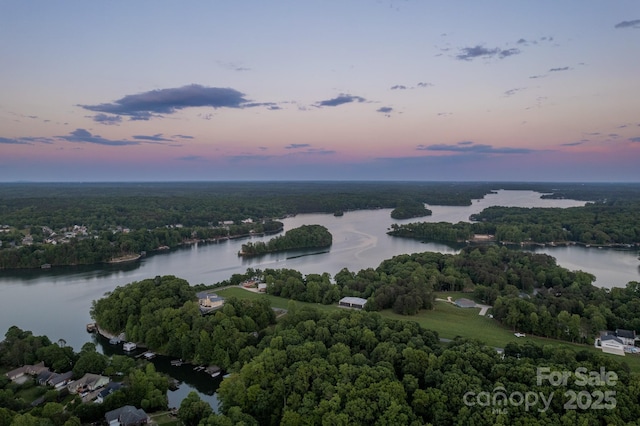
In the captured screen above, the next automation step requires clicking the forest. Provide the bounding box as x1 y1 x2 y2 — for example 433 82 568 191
239 224 332 257
248 245 640 343
3 303 638 425
91 266 640 423
1 181 639 269
388 200 640 246
389 200 432 220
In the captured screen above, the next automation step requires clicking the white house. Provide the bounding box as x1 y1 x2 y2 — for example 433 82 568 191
597 335 625 356
196 291 224 309
615 329 637 346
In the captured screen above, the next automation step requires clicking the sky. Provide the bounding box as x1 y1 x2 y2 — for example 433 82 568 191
1 1 639 182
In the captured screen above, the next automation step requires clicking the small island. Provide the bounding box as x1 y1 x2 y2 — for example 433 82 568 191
238 224 332 257
390 200 432 220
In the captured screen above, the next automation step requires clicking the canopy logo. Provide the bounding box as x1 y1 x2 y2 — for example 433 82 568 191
463 367 617 414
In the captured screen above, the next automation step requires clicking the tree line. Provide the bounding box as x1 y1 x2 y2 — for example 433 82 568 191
389 200 640 246
0 220 283 269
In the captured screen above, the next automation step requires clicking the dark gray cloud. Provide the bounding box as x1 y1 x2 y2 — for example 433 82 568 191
529 74 546 79
285 143 311 149
377 107 393 114
0 136 54 145
615 19 640 29
243 102 281 110
504 88 525 97
416 141 534 154
172 134 194 139
0 137 29 144
630 137 640 142
516 36 555 46
315 94 366 107
549 66 570 72
391 82 433 90
57 129 139 146
132 134 173 142
295 148 336 155
456 45 521 61
91 113 122 125
79 84 250 119
499 48 521 58
561 141 585 147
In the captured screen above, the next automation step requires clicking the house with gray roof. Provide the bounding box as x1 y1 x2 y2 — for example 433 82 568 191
105 405 149 426
454 298 477 308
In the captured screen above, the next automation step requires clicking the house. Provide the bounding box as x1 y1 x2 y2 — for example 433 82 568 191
257 283 268 293
105 405 149 426
454 298 477 308
47 371 74 389
615 329 637 346
338 297 368 309
597 335 625 356
37 370 54 385
196 291 225 312
6 362 49 383
67 373 109 394
96 382 124 403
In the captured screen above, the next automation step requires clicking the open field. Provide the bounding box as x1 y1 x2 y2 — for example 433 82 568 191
216 286 640 373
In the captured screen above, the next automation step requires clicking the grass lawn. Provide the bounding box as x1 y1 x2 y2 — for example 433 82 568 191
379 301 510 348
217 286 340 313
14 382 46 404
149 411 181 426
218 287 640 373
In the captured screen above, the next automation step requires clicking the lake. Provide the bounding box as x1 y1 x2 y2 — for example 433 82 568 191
1 189 638 407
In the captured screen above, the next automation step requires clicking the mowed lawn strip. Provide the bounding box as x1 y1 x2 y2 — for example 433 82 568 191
216 287 339 313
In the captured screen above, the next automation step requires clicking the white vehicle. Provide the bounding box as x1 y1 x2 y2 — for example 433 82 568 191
514 333 526 338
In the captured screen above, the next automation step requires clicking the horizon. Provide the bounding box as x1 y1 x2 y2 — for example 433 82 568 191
2 1 640 182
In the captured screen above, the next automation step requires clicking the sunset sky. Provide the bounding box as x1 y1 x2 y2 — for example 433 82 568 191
1 1 639 182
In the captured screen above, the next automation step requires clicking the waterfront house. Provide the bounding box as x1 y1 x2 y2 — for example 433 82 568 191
6 362 49 383
96 382 124 403
68 373 109 394
47 371 74 389
196 291 225 312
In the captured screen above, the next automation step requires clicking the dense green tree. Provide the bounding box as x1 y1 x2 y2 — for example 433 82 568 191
178 391 214 426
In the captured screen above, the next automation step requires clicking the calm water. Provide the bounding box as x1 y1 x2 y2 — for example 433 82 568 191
1 189 638 405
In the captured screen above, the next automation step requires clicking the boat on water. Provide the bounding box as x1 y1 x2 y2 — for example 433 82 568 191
109 337 121 345
123 342 137 351
205 365 221 377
